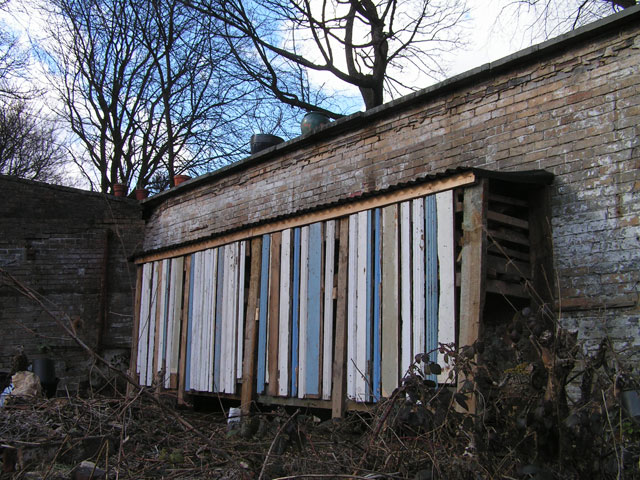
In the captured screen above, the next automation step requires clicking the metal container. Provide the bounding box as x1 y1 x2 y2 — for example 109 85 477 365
621 390 640 420
32 357 56 384
250 134 284 154
300 111 331 135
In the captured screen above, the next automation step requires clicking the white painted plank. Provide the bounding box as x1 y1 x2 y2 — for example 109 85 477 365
137 262 153 385
322 220 335 400
227 242 239 393
400 202 412 376
189 251 202 391
412 198 426 364
146 261 159 386
436 191 456 382
298 225 309 398
200 250 210 392
355 210 368 401
164 260 174 389
158 259 171 384
346 214 358 399
278 229 292 396
236 241 246 381
220 246 231 393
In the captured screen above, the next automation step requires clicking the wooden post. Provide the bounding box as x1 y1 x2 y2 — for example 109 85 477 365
331 217 350 417
178 255 192 405
267 232 281 396
458 179 488 414
241 237 263 414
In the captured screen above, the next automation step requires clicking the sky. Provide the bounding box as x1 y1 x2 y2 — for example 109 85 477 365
0 0 620 186
0 0 559 113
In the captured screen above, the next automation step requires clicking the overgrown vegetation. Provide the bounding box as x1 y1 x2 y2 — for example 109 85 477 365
2 306 638 479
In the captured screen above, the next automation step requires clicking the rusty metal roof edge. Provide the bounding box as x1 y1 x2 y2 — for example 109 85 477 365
131 167 553 261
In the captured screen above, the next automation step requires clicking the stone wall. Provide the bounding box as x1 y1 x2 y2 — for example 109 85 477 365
142 10 639 356
0 176 144 392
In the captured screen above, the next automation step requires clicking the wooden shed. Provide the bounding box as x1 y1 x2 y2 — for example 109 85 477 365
131 168 553 415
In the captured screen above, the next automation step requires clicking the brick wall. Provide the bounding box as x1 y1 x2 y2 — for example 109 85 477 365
142 11 639 356
0 176 144 392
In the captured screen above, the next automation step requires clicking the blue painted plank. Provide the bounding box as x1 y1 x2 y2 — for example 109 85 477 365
425 195 439 384
305 222 323 396
213 247 224 391
365 210 373 401
372 208 382 401
185 254 195 391
291 228 301 396
257 234 271 395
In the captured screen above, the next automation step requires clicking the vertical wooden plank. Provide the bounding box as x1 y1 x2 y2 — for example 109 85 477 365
355 210 368 401
306 222 323 397
207 249 218 392
381 205 399 397
278 229 292 397
236 241 246 381
213 248 224 391
219 247 229 393
224 242 239 393
425 195 439 384
184 254 195 392
290 228 301 396
196 251 206 391
189 251 202 391
436 190 456 383
169 256 184 389
332 217 350 418
458 180 488 413
400 202 412 376
256 235 270 395
137 262 152 386
164 260 175 388
178 255 192 403
160 259 171 387
267 232 281 396
298 225 309 399
157 259 169 385
372 209 382 401
131 264 144 387
148 261 160 387
200 250 210 392
412 198 425 364
346 214 358 399
322 220 335 400
241 237 263 414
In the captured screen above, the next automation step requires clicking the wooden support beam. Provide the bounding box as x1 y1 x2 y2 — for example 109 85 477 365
177 255 192 405
241 238 263 414
267 232 282 396
486 255 532 279
458 179 488 414
487 211 529 230
331 218 350 418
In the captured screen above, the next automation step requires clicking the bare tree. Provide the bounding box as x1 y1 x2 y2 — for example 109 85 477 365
184 0 469 113
41 0 271 194
0 98 68 183
499 0 635 42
